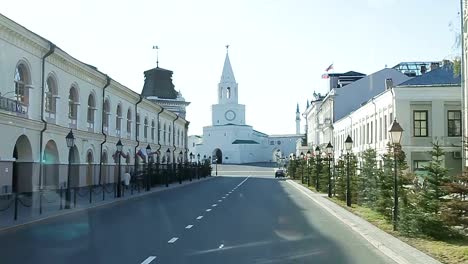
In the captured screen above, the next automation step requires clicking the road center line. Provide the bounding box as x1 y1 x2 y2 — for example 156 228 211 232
212 204 217 207
196 216 203 220
168 237 178 243
206 208 212 212
185 225 193 229
141 256 157 264
218 200 222 202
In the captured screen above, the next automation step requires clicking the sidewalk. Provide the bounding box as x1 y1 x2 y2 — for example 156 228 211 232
287 180 441 264
0 176 215 232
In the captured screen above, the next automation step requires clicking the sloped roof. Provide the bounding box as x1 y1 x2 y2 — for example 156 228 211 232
397 64 460 87
232 140 259 144
328 71 366 77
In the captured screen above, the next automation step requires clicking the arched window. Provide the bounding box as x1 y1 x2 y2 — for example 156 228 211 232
126 108 132 135
163 123 166 144
151 120 155 141
68 86 79 127
144 117 148 140
168 125 172 144
227 87 231 99
45 75 58 115
136 114 140 139
87 93 96 129
14 63 31 105
116 104 122 135
103 99 110 131
177 129 180 146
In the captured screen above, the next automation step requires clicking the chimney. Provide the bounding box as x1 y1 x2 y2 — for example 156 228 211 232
430 62 440 71
385 78 393 90
420 65 427 74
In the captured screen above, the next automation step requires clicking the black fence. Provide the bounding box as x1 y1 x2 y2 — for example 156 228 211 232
0 162 212 227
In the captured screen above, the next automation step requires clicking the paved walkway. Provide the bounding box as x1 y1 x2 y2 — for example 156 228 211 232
287 180 441 264
0 177 213 231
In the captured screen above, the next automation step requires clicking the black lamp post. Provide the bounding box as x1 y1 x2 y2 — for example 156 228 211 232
65 129 75 209
292 153 297 179
326 142 334 198
197 153 200 165
190 152 193 164
178 151 183 184
165 148 171 186
314 146 321 190
300 152 304 184
306 150 311 186
345 135 353 207
116 139 123 197
146 144 152 191
389 119 403 231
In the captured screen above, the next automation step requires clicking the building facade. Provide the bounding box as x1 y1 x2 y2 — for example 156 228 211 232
188 50 302 164
0 14 189 194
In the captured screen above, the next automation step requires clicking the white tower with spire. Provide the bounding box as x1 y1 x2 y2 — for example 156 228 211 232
296 103 301 134
212 47 246 126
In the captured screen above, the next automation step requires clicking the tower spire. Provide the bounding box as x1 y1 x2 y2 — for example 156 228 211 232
296 103 301 134
152 45 159 68
220 45 236 83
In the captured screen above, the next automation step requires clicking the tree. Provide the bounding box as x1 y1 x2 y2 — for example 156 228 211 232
357 148 379 207
334 157 346 201
442 170 468 231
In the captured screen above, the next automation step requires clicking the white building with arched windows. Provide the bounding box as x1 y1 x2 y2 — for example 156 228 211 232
188 50 302 164
0 13 189 193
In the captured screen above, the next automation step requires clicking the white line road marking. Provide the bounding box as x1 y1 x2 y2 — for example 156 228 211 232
218 200 222 202
168 237 179 243
212 204 217 207
206 208 212 212
141 256 157 264
196 216 203 220
219 244 224 249
222 196 226 199
185 225 193 229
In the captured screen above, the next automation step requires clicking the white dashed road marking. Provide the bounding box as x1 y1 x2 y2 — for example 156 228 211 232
218 200 222 202
141 256 156 264
206 209 212 212
168 237 179 243
185 225 193 229
196 216 203 220
212 204 217 207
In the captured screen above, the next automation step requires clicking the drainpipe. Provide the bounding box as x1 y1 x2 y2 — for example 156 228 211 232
39 42 55 190
156 108 165 156
371 97 377 149
98 75 111 185
134 96 143 171
172 115 180 162
460 0 466 171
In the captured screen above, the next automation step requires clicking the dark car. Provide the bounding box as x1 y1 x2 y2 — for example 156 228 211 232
275 169 285 178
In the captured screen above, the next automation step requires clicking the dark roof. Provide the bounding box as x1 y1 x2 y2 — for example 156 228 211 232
141 67 178 99
328 71 366 77
397 65 461 87
232 140 259 144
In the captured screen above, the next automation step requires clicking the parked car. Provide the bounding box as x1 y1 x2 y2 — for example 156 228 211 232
275 169 285 178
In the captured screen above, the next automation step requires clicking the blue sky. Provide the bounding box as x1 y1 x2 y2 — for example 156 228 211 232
1 0 461 135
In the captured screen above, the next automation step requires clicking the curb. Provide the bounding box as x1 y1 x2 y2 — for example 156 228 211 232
0 177 216 233
287 180 441 264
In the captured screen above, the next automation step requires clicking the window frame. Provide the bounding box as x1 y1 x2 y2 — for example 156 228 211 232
413 110 428 137
447 110 462 137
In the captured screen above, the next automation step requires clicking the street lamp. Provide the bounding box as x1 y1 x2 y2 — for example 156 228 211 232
345 135 353 207
146 144 152 191
389 119 403 231
300 152 305 183
314 146 321 190
197 153 200 165
165 148 171 187
178 151 183 184
306 150 311 186
65 129 75 209
190 152 193 164
116 139 123 197
326 142 334 198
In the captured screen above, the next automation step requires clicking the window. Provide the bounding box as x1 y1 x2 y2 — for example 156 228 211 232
414 110 428 137
103 99 110 129
370 121 373 144
270 141 274 145
116 104 122 134
14 63 30 104
68 86 79 120
45 76 58 114
144 117 148 139
127 109 132 134
87 94 96 127
177 130 180 145
277 140 281 145
227 87 231 99
136 114 140 139
151 120 155 141
163 123 166 143
384 115 387 139
169 126 172 144
366 123 369 144
448 110 461 137
158 120 161 142
379 117 382 141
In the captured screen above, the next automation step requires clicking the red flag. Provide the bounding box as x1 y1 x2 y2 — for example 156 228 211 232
321 73 329 79
325 64 333 72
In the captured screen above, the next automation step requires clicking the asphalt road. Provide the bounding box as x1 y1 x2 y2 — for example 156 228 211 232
0 164 394 264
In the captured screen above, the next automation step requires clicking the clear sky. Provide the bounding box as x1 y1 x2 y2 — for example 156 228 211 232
1 0 461 135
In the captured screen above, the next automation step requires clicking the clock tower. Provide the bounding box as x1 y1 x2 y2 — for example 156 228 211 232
212 48 246 126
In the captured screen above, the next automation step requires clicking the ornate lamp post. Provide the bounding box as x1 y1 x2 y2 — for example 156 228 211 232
326 142 334 198
344 135 353 207
190 152 194 164
146 144 152 191
178 151 183 184
314 146 321 190
306 150 311 186
65 130 75 209
389 119 403 231
165 148 171 186
197 153 200 165
116 139 123 197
